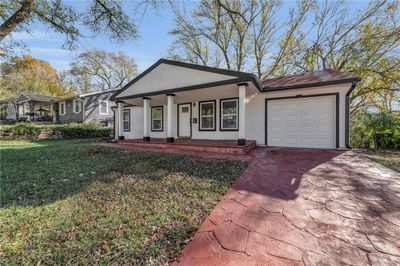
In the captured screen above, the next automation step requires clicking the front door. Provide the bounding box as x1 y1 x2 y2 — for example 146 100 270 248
178 103 191 138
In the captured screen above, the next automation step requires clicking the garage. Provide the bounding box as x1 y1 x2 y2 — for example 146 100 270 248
266 94 338 149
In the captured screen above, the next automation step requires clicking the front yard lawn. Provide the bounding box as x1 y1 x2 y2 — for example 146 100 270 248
0 139 247 265
363 149 400 172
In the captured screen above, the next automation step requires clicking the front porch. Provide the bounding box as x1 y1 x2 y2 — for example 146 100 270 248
111 59 262 147
16 92 59 122
116 138 256 154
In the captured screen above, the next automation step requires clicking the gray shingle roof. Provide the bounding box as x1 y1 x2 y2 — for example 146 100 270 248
16 92 60 103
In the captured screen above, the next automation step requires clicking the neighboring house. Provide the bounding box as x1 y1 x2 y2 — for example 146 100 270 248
15 92 59 122
58 89 116 127
57 95 83 123
111 59 361 149
2 90 116 126
0 99 17 121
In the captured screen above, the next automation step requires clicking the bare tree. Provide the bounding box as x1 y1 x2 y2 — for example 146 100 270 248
169 0 399 113
69 49 138 93
0 0 138 50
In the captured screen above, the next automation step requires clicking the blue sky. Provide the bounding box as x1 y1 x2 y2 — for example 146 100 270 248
5 1 369 73
7 1 176 72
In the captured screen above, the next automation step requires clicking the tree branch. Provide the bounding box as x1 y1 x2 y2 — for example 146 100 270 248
0 0 33 41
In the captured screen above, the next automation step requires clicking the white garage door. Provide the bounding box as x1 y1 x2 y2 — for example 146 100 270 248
267 96 336 149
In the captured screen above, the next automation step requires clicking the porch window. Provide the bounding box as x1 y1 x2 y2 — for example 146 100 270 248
123 109 130 131
73 99 82 113
151 106 163 131
99 100 109 115
59 101 66 115
220 98 238 130
199 101 215 131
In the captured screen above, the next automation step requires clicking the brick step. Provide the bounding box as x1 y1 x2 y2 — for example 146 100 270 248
118 140 256 155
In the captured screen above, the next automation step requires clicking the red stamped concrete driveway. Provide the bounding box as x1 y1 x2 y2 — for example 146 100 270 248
173 148 400 266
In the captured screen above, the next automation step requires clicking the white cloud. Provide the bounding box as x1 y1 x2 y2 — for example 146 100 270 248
30 47 79 57
11 30 62 42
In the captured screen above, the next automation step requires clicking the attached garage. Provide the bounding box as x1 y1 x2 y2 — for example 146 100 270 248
266 94 338 149
112 59 361 150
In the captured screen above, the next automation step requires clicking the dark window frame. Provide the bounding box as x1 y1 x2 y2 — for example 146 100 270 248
122 109 131 132
219 97 239 131
151 106 164 132
198 100 216 131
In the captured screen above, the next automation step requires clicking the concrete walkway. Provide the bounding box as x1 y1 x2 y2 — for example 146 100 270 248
171 148 400 266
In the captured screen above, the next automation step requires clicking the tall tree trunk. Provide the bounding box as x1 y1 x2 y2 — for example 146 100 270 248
0 0 33 41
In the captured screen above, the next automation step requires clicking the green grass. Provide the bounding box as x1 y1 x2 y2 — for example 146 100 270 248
363 149 400 172
0 139 247 265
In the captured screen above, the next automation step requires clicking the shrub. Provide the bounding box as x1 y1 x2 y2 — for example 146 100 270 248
55 123 113 139
8 123 40 136
0 122 113 139
351 111 400 149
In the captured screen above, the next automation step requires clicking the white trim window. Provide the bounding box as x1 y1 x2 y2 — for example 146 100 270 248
73 99 82 113
199 101 215 131
99 100 109 115
123 109 130 131
59 101 66 116
220 98 238 130
151 106 163 131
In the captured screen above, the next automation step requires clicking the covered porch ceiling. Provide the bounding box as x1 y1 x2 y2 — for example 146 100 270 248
120 82 260 106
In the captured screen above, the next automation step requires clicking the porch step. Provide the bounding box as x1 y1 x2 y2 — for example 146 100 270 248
117 139 256 155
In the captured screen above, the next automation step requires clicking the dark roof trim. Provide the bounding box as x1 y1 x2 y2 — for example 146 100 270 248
113 76 259 101
262 77 361 92
111 59 261 100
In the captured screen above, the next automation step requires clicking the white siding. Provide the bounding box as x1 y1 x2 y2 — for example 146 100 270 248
117 107 144 139
245 83 352 148
117 63 236 98
116 83 352 149
267 96 335 148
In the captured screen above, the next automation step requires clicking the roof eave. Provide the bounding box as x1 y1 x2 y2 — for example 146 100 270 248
110 59 258 101
112 74 261 101
262 77 361 92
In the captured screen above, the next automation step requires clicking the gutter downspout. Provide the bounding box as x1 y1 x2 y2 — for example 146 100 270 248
345 82 357 149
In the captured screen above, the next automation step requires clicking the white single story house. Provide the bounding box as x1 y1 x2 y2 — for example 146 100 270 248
110 59 360 149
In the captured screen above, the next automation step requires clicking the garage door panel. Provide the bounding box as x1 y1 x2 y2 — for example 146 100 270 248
298 137 314 145
271 137 283 143
284 103 297 111
284 137 297 144
267 96 335 149
299 126 314 134
270 114 283 122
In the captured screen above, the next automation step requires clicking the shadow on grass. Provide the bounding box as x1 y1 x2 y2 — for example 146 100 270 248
0 139 247 208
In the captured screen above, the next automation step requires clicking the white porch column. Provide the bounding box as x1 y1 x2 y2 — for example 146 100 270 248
166 94 175 142
143 97 150 141
238 83 248 145
117 102 124 140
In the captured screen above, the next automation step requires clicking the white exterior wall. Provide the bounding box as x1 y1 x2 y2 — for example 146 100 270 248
246 83 352 148
117 100 239 140
191 100 238 140
116 83 351 149
117 63 236 98
115 106 144 139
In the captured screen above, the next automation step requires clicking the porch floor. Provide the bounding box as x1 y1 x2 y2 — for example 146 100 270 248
117 138 256 155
